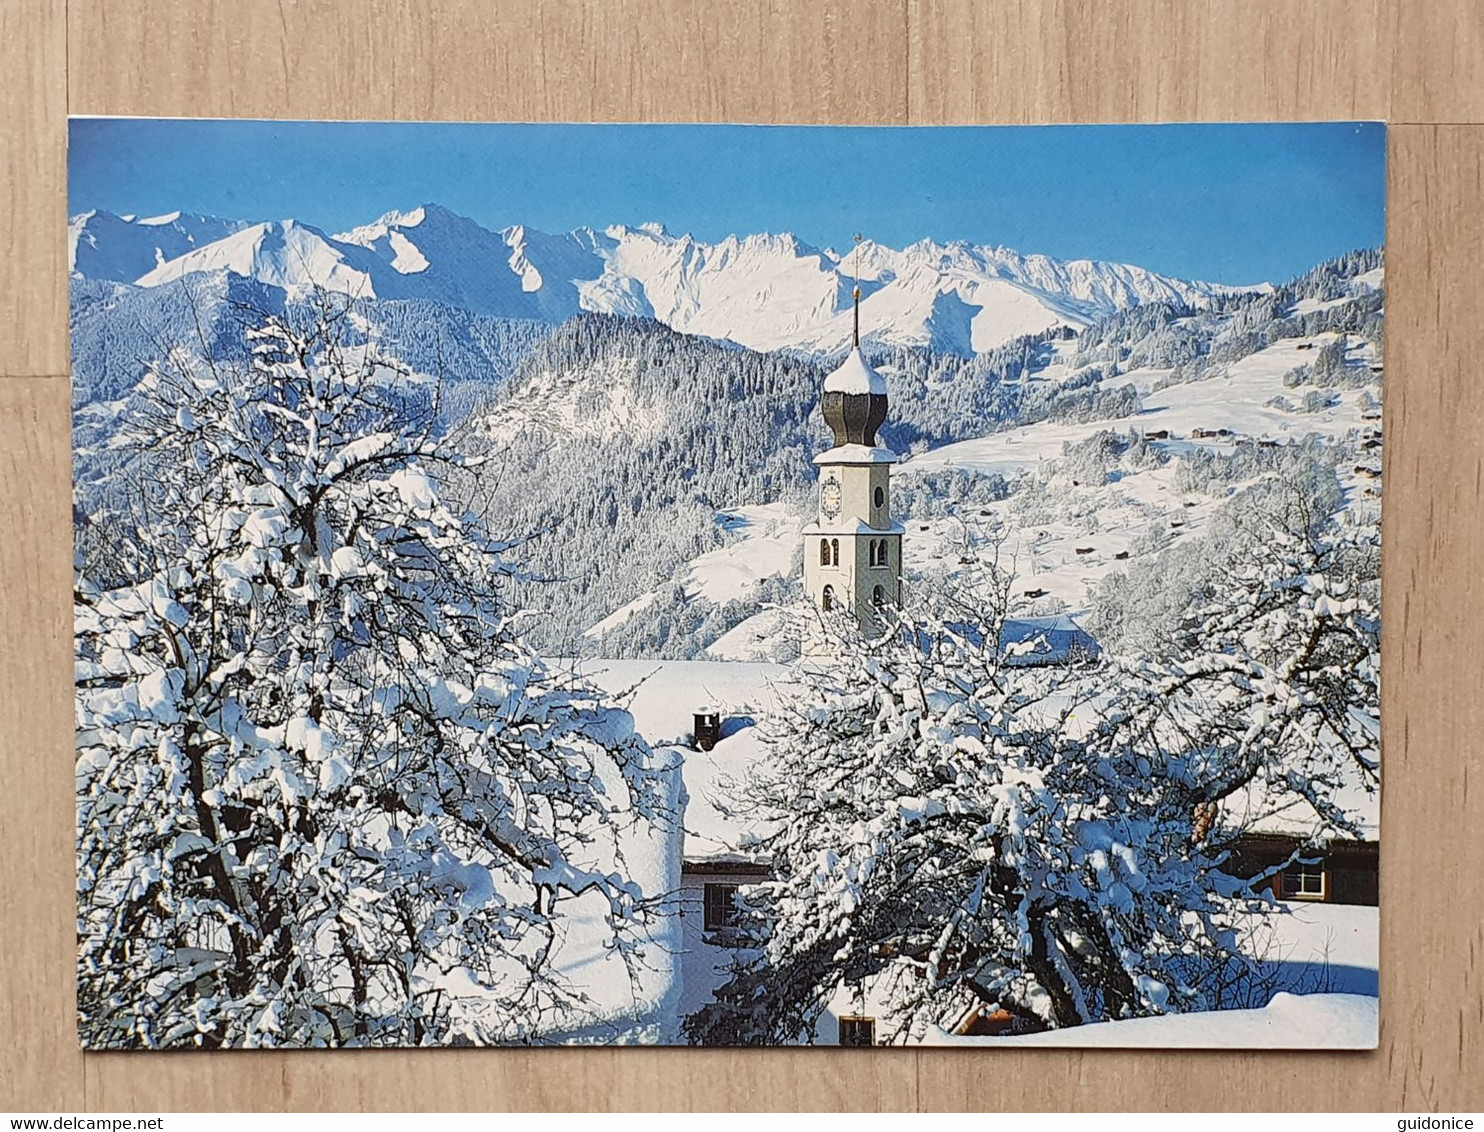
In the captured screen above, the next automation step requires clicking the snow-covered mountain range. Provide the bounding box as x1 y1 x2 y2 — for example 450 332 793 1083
69 203 1260 356
68 210 251 284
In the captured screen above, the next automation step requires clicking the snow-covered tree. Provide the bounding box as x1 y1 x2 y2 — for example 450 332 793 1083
1107 481 1381 847
685 574 1266 1045
688 481 1379 1045
75 300 671 1049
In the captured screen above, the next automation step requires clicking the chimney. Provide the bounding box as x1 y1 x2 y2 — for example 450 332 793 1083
693 709 721 752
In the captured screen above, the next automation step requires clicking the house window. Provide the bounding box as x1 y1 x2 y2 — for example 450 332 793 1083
822 585 836 612
703 883 743 931
839 1016 876 1047
1282 859 1326 900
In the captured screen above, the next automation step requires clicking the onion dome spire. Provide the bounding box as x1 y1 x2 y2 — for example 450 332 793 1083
822 234 888 447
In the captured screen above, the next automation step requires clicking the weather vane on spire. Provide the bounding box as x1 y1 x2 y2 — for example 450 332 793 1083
852 232 864 349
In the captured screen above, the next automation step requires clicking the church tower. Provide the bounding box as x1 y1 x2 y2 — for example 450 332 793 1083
802 288 902 644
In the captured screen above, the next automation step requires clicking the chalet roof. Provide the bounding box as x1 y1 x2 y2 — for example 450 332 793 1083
576 659 785 864
999 614 1103 666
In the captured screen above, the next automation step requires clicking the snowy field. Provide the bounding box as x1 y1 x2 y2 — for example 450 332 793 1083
960 901 1380 1047
907 335 1376 481
918 902 1378 1048
933 992 1376 1049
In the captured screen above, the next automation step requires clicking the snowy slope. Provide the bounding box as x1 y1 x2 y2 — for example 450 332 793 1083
833 237 1256 355
69 210 250 282
592 330 1380 634
897 332 1382 609
907 334 1376 480
586 504 802 642
74 202 1257 356
475 348 656 445
134 220 383 298
336 205 594 320
496 222 1259 355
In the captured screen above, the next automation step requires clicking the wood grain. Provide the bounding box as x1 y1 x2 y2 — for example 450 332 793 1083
2 0 1481 1112
907 1 1479 125
909 0 1398 124
0 0 67 376
1376 125 1484 1110
66 1 911 125
0 380 78 1109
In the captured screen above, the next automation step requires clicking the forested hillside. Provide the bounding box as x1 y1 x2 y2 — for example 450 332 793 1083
71 248 1383 662
451 250 1382 657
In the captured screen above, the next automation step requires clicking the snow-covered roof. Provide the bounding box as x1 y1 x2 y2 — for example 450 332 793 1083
1223 766 1380 842
575 634 1104 868
573 638 1374 864
823 348 888 395
575 659 786 863
999 614 1103 666
910 614 1102 668
812 443 897 465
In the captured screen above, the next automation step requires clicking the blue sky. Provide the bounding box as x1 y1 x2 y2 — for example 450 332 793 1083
69 120 1385 284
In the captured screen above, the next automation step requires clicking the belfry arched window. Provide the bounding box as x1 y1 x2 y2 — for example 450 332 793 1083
830 538 840 567
820 539 830 566
872 584 886 609
822 585 836 612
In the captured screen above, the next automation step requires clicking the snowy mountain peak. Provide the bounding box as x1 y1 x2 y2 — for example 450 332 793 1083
69 208 252 283
75 200 1266 356
134 219 379 298
334 203 481 249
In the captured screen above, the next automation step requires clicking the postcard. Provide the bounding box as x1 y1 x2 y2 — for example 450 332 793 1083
70 119 1383 1049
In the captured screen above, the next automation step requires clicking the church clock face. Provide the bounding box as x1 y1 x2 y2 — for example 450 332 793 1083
820 476 843 520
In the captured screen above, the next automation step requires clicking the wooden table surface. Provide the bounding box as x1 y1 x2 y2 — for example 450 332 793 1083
3 0 1481 1113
